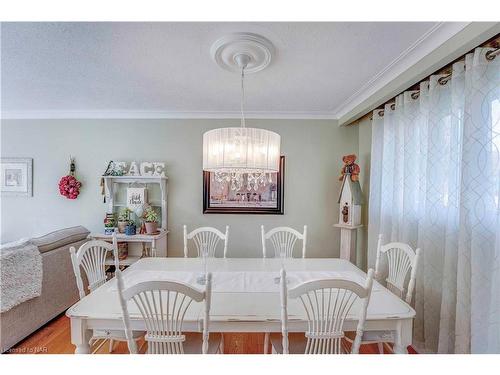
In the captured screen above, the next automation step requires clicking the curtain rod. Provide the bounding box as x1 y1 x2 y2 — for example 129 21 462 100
348 35 499 126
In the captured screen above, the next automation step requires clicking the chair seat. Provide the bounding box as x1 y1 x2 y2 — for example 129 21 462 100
270 333 352 354
92 329 144 341
146 332 222 354
270 333 307 354
344 330 394 344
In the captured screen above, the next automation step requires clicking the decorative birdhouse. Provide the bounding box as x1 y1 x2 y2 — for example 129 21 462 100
337 175 363 226
335 154 364 264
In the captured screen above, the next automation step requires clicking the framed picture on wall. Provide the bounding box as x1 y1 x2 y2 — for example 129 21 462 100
1 158 33 197
203 156 284 214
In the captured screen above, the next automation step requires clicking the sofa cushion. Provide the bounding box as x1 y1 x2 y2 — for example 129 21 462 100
31 226 90 253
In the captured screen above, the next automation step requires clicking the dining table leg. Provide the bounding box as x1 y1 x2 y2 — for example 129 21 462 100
263 332 270 354
393 319 413 354
71 317 92 354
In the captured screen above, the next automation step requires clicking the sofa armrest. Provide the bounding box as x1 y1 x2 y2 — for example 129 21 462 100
31 226 90 254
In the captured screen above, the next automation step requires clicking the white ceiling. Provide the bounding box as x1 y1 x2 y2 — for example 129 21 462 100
1 22 460 119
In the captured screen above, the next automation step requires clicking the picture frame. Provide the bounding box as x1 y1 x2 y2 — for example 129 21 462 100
0 158 33 197
203 156 284 215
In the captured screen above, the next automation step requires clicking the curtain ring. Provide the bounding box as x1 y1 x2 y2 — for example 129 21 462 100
438 74 452 85
485 47 499 61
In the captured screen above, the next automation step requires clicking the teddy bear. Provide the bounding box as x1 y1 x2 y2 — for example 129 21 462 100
339 154 360 182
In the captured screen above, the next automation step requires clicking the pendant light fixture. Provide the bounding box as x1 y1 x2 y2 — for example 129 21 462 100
203 33 281 191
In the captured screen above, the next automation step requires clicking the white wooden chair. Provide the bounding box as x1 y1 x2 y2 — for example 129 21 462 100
346 234 421 353
116 270 222 354
261 225 308 352
183 225 229 258
261 225 307 258
269 268 374 354
375 234 421 304
70 232 143 353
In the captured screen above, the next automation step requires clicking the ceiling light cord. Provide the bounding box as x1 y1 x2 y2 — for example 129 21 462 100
240 65 246 128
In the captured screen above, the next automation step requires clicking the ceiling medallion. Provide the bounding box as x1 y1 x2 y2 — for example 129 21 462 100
203 33 281 192
210 32 275 74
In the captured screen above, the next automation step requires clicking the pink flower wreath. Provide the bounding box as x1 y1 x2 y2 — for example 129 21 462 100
59 175 81 199
59 157 81 199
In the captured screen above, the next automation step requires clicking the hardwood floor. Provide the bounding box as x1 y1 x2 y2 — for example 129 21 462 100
7 313 416 354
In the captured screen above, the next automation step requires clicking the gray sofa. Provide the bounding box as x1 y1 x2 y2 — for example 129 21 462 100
0 226 89 352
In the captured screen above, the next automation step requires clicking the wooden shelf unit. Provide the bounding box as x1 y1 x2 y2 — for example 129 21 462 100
102 175 168 231
100 175 169 262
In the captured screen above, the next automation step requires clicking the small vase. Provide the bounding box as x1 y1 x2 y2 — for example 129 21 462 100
104 227 115 235
145 222 158 234
125 224 136 236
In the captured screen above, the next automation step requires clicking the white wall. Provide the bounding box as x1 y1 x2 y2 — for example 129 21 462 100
0 119 358 257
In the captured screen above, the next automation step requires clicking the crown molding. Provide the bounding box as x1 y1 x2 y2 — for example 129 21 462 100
1 110 338 120
331 22 470 121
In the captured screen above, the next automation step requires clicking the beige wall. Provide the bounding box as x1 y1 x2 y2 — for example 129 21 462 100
1 119 359 258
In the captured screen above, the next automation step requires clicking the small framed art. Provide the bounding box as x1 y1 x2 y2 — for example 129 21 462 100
1 158 33 197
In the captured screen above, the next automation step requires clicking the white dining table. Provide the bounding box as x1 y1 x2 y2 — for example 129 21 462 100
66 257 415 354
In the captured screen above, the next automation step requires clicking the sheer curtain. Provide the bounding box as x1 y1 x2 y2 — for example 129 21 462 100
367 47 500 354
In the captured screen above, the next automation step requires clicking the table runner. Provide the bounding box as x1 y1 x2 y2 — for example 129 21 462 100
108 269 380 293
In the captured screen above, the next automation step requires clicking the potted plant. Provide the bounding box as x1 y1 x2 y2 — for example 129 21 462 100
124 220 136 236
143 206 159 234
104 212 116 235
117 208 132 233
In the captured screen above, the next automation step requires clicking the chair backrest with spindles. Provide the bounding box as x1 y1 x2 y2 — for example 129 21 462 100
279 268 374 354
183 225 229 258
374 234 421 304
116 270 213 354
70 233 119 299
261 225 307 258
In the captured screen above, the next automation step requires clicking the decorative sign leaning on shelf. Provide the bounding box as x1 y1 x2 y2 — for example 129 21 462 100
126 187 147 212
102 160 166 177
